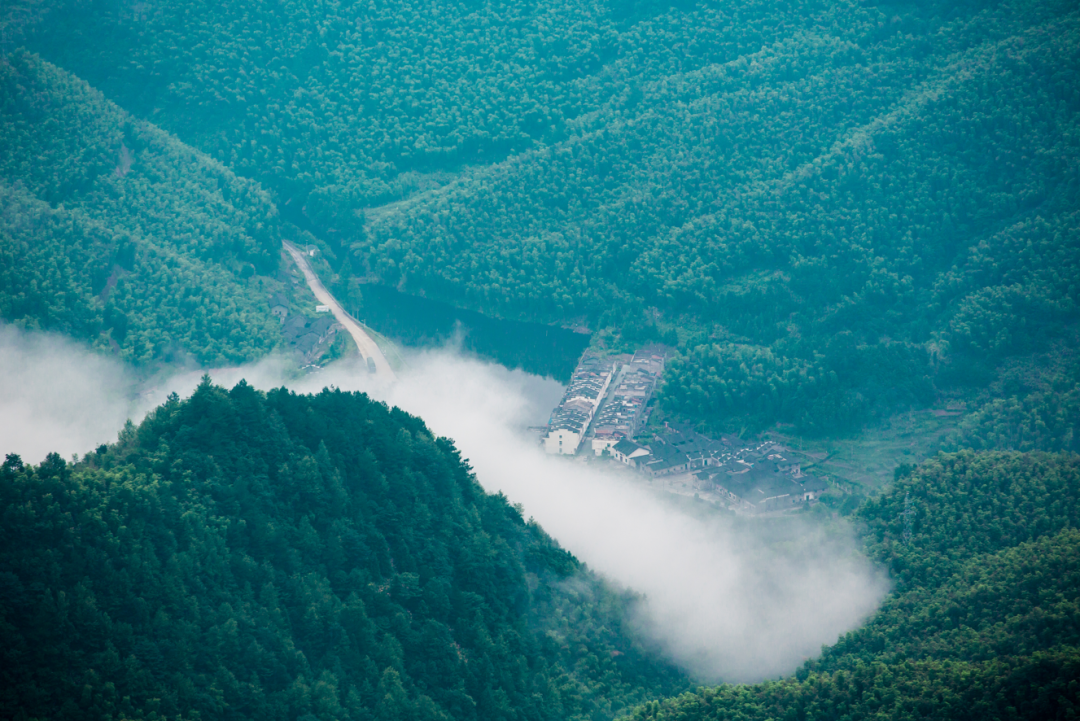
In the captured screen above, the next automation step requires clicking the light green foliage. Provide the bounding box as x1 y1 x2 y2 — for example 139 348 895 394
0 52 284 364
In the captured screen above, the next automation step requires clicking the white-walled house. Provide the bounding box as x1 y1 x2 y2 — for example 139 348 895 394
612 439 650 466
543 353 615 455
545 428 583 455
591 434 620 456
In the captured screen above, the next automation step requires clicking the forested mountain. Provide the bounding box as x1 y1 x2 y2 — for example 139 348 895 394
619 451 1080 720
7 0 1078 435
0 381 686 721
0 52 283 365
5 389 1076 721
1 1 1079 717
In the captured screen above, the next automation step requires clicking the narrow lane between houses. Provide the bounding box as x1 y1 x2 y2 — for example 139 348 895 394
282 240 398 381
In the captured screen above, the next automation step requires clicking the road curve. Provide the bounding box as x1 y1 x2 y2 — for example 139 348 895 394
282 240 397 381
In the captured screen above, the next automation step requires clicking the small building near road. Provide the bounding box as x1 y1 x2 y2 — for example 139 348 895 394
268 292 289 322
315 304 331 313
284 314 339 361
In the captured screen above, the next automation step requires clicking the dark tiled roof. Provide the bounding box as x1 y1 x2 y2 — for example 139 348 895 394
798 475 828 492
310 316 336 334
613 439 645 456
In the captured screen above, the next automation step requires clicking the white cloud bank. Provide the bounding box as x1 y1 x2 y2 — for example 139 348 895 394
0 326 888 682
0 326 138 462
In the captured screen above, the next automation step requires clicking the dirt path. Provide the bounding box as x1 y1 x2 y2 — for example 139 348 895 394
282 241 397 381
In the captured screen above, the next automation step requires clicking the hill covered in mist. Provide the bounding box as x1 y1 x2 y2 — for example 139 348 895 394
0 380 687 720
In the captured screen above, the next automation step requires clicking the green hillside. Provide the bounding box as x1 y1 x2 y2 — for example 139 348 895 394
619 451 1080 720
0 1 1078 717
10 0 1078 434
0 52 284 365
0 381 686 721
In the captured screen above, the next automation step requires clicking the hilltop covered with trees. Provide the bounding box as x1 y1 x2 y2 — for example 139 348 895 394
3 388 1077 720
0 382 686 721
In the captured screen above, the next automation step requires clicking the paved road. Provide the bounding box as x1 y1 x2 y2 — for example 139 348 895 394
282 240 397 381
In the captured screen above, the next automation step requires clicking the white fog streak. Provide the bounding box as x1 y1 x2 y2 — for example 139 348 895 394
0 327 888 682
0 326 137 462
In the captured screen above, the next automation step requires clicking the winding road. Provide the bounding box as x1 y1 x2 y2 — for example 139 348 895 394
282 240 397 381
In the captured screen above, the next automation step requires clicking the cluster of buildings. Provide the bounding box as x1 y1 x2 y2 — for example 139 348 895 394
700 451 829 513
590 346 667 455
542 347 829 513
609 422 735 477
284 314 338 358
269 292 340 362
543 353 615 455
612 425 828 513
543 345 668 456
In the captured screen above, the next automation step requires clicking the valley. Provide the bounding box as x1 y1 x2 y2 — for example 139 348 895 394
282 239 396 379
1 0 1079 717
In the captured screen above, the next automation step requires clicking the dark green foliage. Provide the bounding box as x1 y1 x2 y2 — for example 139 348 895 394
948 351 1080 453
660 338 935 436
623 645 1080 721
618 451 1080 720
0 383 685 721
0 52 284 364
858 451 1080 589
1 0 1077 716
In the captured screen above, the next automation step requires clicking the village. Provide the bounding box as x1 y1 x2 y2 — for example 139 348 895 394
543 346 829 514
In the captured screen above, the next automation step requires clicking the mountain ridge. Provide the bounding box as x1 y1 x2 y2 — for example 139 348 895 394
0 380 688 721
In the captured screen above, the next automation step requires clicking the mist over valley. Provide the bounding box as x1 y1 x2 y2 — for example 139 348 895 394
1 325 888 682
2 0 1079 716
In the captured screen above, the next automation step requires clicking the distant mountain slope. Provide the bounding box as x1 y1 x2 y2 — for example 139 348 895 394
15 0 828 204
0 52 284 365
363 3 1079 319
360 2 1079 434
13 0 1080 435
620 451 1080 720
0 381 686 721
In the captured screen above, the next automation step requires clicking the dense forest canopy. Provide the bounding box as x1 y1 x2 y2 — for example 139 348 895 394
0 382 687 721
4 386 1077 719
0 0 1079 716
0 53 285 365
1 0 1074 436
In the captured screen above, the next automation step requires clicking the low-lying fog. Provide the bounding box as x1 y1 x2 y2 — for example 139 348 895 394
0 325 889 682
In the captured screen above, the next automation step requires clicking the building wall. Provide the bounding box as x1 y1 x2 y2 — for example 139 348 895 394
592 437 619 456
544 359 614 455
544 428 581 455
